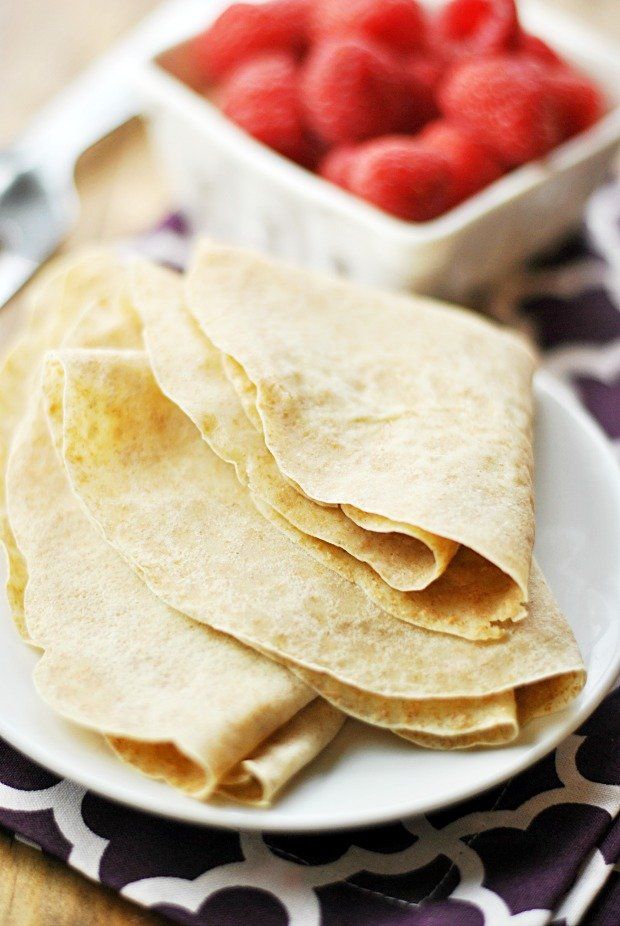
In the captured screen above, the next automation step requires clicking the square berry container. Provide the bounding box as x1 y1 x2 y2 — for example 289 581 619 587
138 0 620 301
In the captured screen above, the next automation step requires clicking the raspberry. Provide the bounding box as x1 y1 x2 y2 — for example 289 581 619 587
405 55 443 125
418 119 503 204
219 53 307 161
301 37 415 145
348 136 453 221
439 56 565 166
432 0 519 61
297 135 327 171
517 32 564 67
318 145 359 189
546 68 606 139
310 0 428 54
194 1 310 81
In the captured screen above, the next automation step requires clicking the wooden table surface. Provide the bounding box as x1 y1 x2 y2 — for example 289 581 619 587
1 1 619 923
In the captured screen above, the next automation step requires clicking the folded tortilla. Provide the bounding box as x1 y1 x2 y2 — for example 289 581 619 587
134 259 459 595
43 346 584 748
131 260 519 641
7 400 342 804
184 243 538 640
0 250 122 635
2 258 344 804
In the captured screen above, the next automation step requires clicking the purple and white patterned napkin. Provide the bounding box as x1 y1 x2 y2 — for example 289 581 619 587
1 185 619 926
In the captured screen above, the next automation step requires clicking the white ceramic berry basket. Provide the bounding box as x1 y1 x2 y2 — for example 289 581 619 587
138 0 620 301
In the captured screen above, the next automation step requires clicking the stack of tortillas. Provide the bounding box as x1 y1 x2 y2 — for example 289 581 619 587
0 243 585 806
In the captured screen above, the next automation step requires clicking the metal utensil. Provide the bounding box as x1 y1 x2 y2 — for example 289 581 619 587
0 0 206 308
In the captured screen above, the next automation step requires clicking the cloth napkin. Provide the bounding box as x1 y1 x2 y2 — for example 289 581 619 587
1 185 619 926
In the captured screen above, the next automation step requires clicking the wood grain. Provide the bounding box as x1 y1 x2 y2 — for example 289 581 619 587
0 1 618 924
0 831 165 926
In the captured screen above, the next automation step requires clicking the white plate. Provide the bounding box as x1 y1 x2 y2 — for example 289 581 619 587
1 372 619 833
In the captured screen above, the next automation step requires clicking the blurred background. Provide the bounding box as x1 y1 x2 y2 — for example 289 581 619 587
0 0 618 256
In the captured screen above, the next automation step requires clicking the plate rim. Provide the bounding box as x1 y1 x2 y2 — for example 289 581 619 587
1 371 618 833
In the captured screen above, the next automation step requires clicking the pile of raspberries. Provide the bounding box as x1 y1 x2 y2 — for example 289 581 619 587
192 0 605 222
